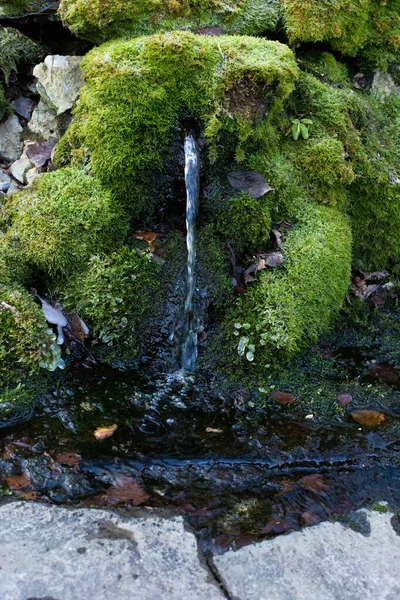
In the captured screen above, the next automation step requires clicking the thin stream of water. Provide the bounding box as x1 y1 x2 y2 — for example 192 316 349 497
181 134 200 371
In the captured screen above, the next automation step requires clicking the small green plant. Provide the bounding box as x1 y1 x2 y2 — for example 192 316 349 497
291 118 313 140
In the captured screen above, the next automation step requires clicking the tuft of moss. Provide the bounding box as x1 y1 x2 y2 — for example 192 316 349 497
59 0 280 43
227 202 352 372
58 32 298 219
60 247 162 365
0 283 63 388
0 27 45 83
281 0 400 68
1 167 128 278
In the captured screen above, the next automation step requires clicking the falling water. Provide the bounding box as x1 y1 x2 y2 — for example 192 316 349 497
181 135 200 371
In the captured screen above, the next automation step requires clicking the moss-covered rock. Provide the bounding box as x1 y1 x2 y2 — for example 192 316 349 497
60 247 162 365
1 167 128 277
59 0 280 42
0 27 45 83
56 32 298 219
0 82 11 121
281 0 400 68
0 0 49 17
226 202 352 373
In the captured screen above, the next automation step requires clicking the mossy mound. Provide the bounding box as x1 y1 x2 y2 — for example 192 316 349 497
60 247 162 366
226 202 351 373
0 27 45 83
59 0 280 42
57 32 298 220
0 0 49 17
0 284 63 385
281 0 400 68
1 167 128 278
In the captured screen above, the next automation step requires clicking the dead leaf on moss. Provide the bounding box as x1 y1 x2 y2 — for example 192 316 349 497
337 393 353 408
94 424 118 440
351 410 385 426
4 472 31 489
227 171 273 198
271 391 296 405
55 452 82 467
133 231 158 252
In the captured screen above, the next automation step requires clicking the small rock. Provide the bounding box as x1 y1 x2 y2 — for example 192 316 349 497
9 153 33 184
26 138 57 168
0 171 11 193
25 167 40 186
12 97 34 120
353 73 366 89
33 55 84 115
338 394 353 408
0 115 23 162
371 70 400 100
28 101 61 140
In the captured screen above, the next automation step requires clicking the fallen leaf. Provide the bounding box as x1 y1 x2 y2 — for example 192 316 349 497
271 391 296 405
4 472 31 489
15 490 36 500
94 424 118 440
351 410 386 426
106 476 150 506
26 138 57 168
206 427 223 434
55 452 82 466
227 171 273 198
133 231 158 252
337 394 353 408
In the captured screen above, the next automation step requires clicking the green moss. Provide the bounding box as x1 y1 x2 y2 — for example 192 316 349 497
60 247 162 365
298 51 350 87
0 27 44 83
0 284 63 388
216 192 271 254
59 0 280 42
58 32 298 219
371 503 389 513
0 82 11 120
0 0 49 17
298 138 355 206
281 0 400 67
2 167 128 277
227 202 351 373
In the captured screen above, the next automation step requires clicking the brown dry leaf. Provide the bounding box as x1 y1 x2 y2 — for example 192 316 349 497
4 472 31 489
351 410 386 426
16 490 37 500
55 452 82 466
206 427 223 434
133 231 158 252
106 476 150 506
94 424 118 440
337 394 353 408
271 391 296 405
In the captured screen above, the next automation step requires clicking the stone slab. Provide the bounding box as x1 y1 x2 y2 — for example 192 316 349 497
214 508 400 600
0 501 224 600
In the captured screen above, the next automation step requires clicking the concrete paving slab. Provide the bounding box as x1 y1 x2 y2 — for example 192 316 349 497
214 508 400 600
0 501 224 600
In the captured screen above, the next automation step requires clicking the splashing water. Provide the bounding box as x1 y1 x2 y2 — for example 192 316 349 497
181 135 200 371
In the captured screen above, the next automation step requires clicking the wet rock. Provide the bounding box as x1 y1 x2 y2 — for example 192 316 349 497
215 508 400 600
0 502 224 600
9 151 33 184
28 100 61 139
0 115 23 162
26 137 57 168
11 97 34 121
33 55 84 115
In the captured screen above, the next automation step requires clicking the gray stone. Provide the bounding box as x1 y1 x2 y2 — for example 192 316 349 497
214 508 400 600
9 150 33 184
0 501 224 600
0 171 10 192
0 115 23 162
25 166 40 186
12 96 34 120
33 54 84 115
371 70 400 100
28 100 61 139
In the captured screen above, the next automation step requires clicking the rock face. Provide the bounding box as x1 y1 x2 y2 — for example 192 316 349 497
371 70 400 99
214 508 400 600
0 115 23 162
0 501 224 600
28 100 62 139
33 55 84 115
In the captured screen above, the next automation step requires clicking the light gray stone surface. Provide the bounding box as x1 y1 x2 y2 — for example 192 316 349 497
0 501 224 600
28 100 61 139
215 509 400 600
371 70 400 99
0 115 23 162
33 55 84 115
9 150 33 184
